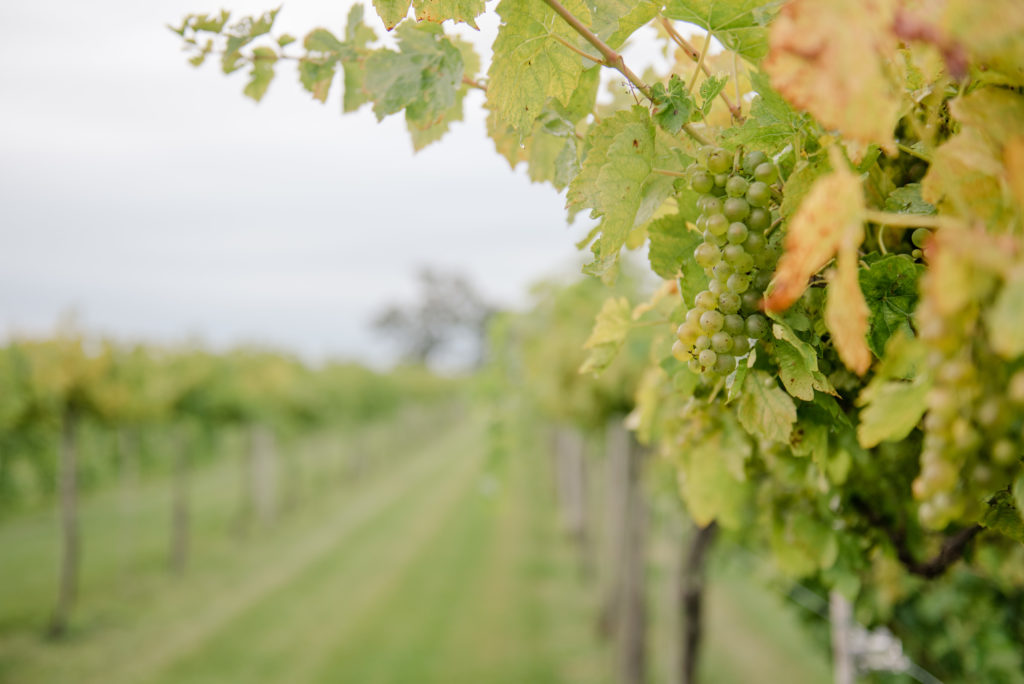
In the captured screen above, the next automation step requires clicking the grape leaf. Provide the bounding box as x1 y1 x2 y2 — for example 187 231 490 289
987 266 1024 359
650 75 695 135
677 420 751 528
567 107 656 282
243 47 278 102
772 509 838 576
373 0 412 30
342 5 377 113
825 252 872 376
363 22 463 125
580 297 632 374
487 0 591 135
767 153 864 312
698 74 728 118
981 490 1024 544
943 0 1024 88
858 254 923 358
647 214 703 281
407 36 481 151
664 0 782 62
764 0 901 155
883 183 936 215
856 373 929 448
414 0 486 28
722 71 806 151
586 0 659 50
737 369 797 444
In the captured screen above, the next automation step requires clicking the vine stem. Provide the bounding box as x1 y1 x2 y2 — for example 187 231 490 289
863 210 963 230
686 31 711 95
540 0 711 147
659 17 743 121
462 76 487 92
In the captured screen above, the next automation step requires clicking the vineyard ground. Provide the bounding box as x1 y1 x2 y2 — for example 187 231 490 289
0 411 828 683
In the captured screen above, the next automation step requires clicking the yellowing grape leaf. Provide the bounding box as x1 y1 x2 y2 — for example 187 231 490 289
987 266 1024 359
766 153 864 312
580 297 632 374
764 0 901 155
487 0 591 135
414 0 486 28
1007 137 1024 213
825 253 872 376
677 420 751 529
373 0 412 30
943 0 1024 88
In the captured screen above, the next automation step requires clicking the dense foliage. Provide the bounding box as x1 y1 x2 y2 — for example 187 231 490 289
172 0 1024 678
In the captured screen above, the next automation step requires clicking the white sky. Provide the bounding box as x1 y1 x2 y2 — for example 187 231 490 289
0 0 619 364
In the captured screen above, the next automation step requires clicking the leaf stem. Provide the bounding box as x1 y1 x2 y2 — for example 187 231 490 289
653 168 688 178
551 34 603 64
659 17 743 121
462 76 487 91
897 142 931 163
541 0 710 146
687 31 711 95
863 210 962 230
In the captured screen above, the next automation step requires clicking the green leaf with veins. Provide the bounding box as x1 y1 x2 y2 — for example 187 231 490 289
737 369 797 444
665 0 783 62
858 255 923 358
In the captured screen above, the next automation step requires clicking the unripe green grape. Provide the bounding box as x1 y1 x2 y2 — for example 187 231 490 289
1008 369 1024 404
752 269 772 292
685 162 700 176
711 331 733 353
694 242 722 268
700 309 725 333
726 250 754 274
747 207 770 232
697 145 713 166
712 262 734 280
699 348 718 368
695 290 717 311
927 387 957 416
676 321 700 344
746 313 769 338
732 335 750 354
723 197 751 222
707 148 732 174
991 439 1018 467
918 501 943 530
695 335 711 351
743 232 765 254
726 222 748 244
920 459 958 493
703 229 727 247
726 175 749 197
713 354 736 375
714 173 729 188
672 339 690 361
727 273 751 294
742 150 767 175
912 248 923 259
741 290 763 314
691 171 714 194
700 195 723 214
746 181 771 207
685 307 702 327
718 292 741 314
723 313 745 335
706 213 729 236
695 215 708 232
911 228 930 248
688 358 702 373
708 278 725 296
754 161 777 183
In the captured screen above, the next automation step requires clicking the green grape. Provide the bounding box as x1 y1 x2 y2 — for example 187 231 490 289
711 331 733 353
713 354 736 375
672 339 690 361
746 181 771 207
754 161 777 183
912 248 923 259
746 313 769 338
726 250 754 274
747 207 771 232
718 292 741 314
691 171 714 194
723 197 751 222
743 232 765 254
700 309 725 333
727 222 748 244
991 439 1018 467
911 228 930 248
703 229 727 247
685 307 702 327
676 322 700 344
694 242 722 268
742 150 767 175
723 314 745 335
707 148 732 174
708 278 725 296
699 348 718 368
732 335 750 354
752 269 773 292
698 195 722 214
712 262 734 280
741 290 763 314
695 215 708 232
714 173 729 188
707 213 729 236
695 290 717 310
1009 370 1024 404
727 273 751 294
695 335 711 351
688 358 702 373
726 175 749 198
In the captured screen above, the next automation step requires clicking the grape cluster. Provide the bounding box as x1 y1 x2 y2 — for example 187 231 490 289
672 148 781 379
912 268 1024 529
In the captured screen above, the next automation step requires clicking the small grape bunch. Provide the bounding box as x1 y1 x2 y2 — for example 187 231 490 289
672 148 782 379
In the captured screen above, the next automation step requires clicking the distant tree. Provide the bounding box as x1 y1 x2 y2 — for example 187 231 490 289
372 268 494 367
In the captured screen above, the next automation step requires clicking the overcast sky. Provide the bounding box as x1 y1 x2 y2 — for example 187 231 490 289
0 1 616 365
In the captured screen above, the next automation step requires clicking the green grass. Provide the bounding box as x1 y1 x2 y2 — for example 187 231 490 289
0 410 832 683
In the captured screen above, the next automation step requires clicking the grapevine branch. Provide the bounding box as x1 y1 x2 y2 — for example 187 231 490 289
659 18 743 121
540 0 711 146
852 497 982 578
